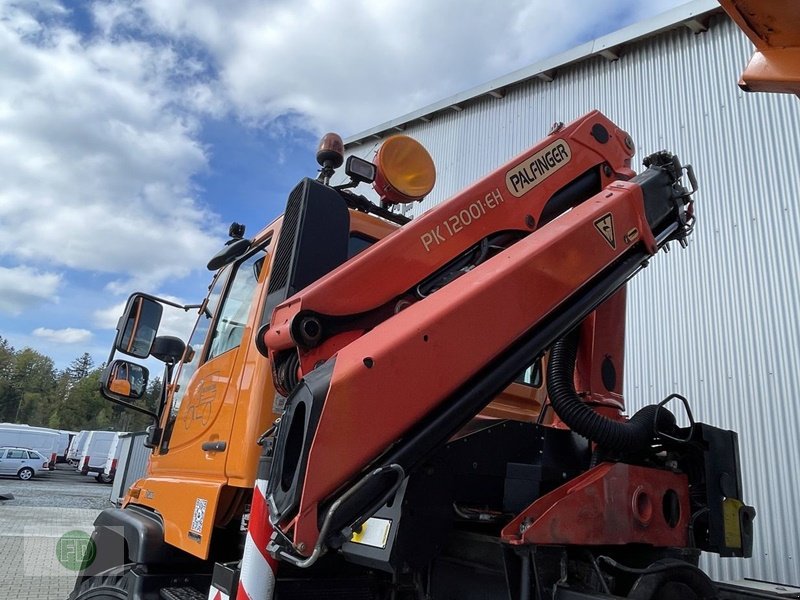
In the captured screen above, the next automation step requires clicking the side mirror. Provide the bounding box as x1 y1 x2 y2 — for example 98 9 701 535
116 294 163 359
102 360 149 401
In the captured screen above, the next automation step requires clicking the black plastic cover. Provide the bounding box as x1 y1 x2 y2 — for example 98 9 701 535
267 359 335 522
257 178 350 353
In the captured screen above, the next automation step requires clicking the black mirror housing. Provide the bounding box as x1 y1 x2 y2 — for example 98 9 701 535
102 360 149 401
115 294 163 358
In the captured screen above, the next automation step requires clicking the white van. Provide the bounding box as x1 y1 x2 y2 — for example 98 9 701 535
67 430 90 465
0 424 60 468
99 433 124 483
56 430 77 462
78 431 118 477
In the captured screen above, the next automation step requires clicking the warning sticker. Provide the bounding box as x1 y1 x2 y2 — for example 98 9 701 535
594 213 615 249
191 498 207 534
350 517 392 549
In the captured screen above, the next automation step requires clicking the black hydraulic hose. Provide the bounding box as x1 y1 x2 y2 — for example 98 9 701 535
547 330 675 453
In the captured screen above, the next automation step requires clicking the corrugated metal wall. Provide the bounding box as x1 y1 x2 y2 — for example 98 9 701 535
110 431 150 506
345 13 800 586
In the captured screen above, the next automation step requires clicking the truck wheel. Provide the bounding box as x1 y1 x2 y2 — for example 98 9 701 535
627 559 716 599
68 571 130 599
96 474 113 484
18 467 34 481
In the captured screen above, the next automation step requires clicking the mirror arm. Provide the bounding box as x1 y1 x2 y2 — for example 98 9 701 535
100 390 159 423
156 362 175 423
139 292 201 313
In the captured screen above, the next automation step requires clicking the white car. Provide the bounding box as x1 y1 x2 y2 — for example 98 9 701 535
0 446 50 480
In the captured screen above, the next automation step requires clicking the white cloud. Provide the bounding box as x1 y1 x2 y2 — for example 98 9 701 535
0 0 688 301
32 327 92 344
127 0 687 136
0 266 61 315
0 1 223 292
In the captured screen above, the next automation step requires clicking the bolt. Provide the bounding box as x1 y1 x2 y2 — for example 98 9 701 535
520 517 533 534
297 542 306 552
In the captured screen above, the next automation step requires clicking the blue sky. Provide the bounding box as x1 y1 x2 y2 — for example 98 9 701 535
0 0 688 370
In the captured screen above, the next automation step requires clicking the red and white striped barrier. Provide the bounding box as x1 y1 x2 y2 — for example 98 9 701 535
234 478 277 600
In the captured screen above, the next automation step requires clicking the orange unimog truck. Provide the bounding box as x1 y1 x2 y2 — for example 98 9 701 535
71 127 554 600
70 106 771 600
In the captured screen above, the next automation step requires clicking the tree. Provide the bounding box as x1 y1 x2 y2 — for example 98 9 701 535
0 337 20 421
49 353 99 429
66 353 94 382
55 367 108 431
9 348 57 426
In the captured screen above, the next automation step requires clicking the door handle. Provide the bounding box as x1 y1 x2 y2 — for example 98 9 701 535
201 441 227 452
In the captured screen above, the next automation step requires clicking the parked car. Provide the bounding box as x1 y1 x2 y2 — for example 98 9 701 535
0 446 50 480
0 425 60 469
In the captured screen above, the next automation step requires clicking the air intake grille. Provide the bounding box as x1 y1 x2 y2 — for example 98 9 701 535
268 180 305 296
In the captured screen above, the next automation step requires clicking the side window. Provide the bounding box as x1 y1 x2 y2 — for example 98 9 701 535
207 250 266 360
27 451 39 459
515 357 543 388
348 233 376 257
168 269 227 419
8 449 26 459
167 245 267 421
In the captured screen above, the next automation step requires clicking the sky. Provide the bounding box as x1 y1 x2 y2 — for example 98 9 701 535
0 0 690 370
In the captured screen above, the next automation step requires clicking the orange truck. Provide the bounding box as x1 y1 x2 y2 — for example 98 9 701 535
69 3 798 598
72 110 765 600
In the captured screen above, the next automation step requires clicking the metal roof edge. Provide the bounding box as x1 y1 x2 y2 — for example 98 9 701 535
345 0 722 146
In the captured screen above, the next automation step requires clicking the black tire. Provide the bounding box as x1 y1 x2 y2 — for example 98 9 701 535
627 559 716 600
68 569 130 599
95 473 113 484
18 467 34 481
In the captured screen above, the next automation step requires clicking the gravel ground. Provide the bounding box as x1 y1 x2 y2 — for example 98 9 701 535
0 464 112 509
0 464 112 599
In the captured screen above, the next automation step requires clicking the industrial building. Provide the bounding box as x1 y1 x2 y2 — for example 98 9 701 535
343 0 800 586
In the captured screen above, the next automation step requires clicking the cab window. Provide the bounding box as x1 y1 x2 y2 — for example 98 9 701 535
348 233 376 257
515 358 543 388
167 244 268 421
207 250 266 360
168 269 226 419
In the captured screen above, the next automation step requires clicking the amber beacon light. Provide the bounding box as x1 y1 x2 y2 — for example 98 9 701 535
373 135 436 204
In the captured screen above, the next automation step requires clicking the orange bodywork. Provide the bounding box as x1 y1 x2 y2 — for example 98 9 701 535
719 0 800 96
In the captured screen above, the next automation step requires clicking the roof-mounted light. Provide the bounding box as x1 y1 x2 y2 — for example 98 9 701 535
345 155 377 184
373 135 436 204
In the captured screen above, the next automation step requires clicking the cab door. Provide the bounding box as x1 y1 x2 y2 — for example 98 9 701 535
152 243 269 479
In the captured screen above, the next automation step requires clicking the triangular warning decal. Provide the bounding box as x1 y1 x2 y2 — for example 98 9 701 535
594 213 615 249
